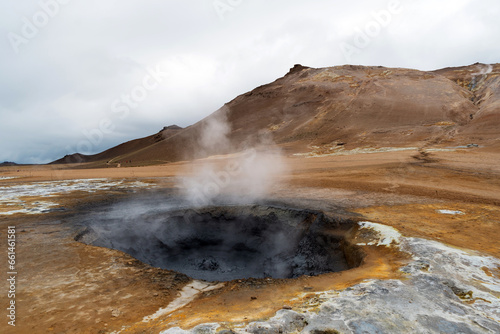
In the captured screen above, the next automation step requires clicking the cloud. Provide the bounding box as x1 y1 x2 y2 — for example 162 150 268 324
0 0 499 163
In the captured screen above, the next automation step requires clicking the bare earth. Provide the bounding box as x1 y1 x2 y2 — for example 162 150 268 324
1 147 499 333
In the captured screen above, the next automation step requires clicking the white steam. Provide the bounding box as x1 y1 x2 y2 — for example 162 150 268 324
470 64 493 90
179 107 285 206
198 110 232 154
472 64 493 77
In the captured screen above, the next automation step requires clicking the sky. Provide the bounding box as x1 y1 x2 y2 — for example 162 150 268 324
0 0 499 164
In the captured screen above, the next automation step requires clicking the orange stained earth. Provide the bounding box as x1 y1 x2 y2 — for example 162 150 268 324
0 148 499 333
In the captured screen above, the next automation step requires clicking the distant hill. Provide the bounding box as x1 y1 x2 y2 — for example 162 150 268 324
0 161 18 166
51 63 500 165
50 125 183 165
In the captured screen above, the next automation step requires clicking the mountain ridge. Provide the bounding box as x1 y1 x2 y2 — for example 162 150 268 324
51 63 500 166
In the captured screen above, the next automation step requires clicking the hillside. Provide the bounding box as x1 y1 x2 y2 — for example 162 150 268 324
434 63 500 142
52 63 500 165
51 125 183 164
0 161 18 166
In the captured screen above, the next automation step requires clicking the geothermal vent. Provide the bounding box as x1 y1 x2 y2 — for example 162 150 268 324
76 205 361 282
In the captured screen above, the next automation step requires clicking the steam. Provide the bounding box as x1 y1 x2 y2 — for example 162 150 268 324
469 64 493 91
77 204 348 281
198 110 232 155
472 64 493 77
179 107 285 206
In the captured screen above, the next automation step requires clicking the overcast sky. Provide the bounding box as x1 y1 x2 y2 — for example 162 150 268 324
1 0 499 164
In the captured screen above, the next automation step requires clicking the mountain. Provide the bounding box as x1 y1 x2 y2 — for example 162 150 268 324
50 125 183 165
51 63 500 165
0 161 18 166
434 63 500 142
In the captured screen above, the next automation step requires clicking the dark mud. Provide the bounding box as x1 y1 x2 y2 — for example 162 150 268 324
75 203 360 281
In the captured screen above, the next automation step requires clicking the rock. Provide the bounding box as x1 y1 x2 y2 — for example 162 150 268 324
246 310 308 334
111 309 122 317
308 329 340 334
161 324 218 334
198 258 220 271
162 125 183 131
287 64 310 75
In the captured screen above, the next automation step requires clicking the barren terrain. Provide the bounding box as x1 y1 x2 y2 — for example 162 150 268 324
1 146 499 333
1 63 499 333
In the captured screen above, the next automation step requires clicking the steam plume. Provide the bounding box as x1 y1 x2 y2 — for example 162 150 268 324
178 107 285 206
472 64 493 77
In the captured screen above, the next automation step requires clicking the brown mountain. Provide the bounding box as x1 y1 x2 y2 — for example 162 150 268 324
0 161 18 166
51 125 183 164
52 63 500 165
434 63 500 143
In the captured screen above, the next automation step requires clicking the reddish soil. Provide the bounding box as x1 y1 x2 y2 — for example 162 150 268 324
1 147 499 333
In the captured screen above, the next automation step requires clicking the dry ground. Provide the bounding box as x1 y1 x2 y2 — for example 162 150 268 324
0 148 499 333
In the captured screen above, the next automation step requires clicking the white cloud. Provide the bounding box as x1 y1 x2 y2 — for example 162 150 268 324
0 0 499 163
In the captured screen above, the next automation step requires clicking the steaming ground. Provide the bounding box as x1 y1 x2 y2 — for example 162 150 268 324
163 227 500 334
70 191 500 333
76 203 355 281
180 149 285 207
179 107 287 207
1 147 499 333
2 63 500 332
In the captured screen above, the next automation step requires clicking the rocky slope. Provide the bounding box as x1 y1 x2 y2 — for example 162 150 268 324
51 125 183 164
52 63 500 165
435 63 500 143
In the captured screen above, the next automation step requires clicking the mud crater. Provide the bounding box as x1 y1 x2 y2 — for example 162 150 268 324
76 205 362 281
